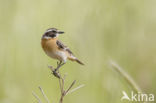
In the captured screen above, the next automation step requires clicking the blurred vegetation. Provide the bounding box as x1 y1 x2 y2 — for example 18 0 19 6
0 0 156 103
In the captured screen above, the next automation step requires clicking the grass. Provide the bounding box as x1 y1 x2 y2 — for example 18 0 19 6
0 0 156 103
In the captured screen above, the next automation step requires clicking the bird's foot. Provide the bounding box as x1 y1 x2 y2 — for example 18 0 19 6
52 61 65 78
54 61 65 72
48 65 60 78
53 69 60 78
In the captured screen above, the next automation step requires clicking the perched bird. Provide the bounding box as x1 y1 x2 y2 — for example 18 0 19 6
41 28 84 65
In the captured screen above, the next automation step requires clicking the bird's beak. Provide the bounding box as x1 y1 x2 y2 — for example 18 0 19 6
57 30 64 34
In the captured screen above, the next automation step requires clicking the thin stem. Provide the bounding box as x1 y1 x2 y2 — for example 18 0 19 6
32 91 42 103
33 61 84 103
47 62 84 103
38 86 50 103
59 78 64 94
66 84 85 95
59 95 64 103
65 80 76 94
109 60 142 93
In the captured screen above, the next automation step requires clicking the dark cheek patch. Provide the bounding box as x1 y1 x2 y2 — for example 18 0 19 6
44 31 56 38
50 34 56 38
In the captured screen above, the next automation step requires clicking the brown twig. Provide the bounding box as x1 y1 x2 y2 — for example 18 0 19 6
48 62 77 103
33 61 84 103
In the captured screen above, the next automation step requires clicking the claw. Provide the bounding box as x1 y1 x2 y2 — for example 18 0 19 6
52 70 60 78
50 61 65 78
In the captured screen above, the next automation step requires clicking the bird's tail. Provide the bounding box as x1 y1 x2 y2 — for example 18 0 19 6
75 59 84 65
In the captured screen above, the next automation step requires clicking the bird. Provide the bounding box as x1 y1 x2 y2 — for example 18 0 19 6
41 28 84 66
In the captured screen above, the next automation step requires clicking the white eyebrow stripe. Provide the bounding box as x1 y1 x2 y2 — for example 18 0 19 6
47 29 53 32
45 29 53 33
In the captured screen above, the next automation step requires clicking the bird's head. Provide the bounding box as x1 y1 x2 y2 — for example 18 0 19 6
42 28 64 39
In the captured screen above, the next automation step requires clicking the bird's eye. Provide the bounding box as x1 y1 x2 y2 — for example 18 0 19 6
45 32 50 36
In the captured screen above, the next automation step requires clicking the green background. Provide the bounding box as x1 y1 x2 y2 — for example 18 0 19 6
0 0 156 103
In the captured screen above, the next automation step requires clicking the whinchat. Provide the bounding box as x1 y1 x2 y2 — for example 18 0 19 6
41 28 84 66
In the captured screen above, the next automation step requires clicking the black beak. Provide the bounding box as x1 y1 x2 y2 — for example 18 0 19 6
57 31 64 34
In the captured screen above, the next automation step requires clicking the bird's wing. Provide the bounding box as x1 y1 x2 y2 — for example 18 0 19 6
56 40 74 56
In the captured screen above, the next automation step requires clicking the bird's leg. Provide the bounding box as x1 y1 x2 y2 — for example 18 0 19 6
52 61 65 78
54 61 65 72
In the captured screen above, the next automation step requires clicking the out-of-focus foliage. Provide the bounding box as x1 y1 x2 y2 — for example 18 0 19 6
0 0 156 103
